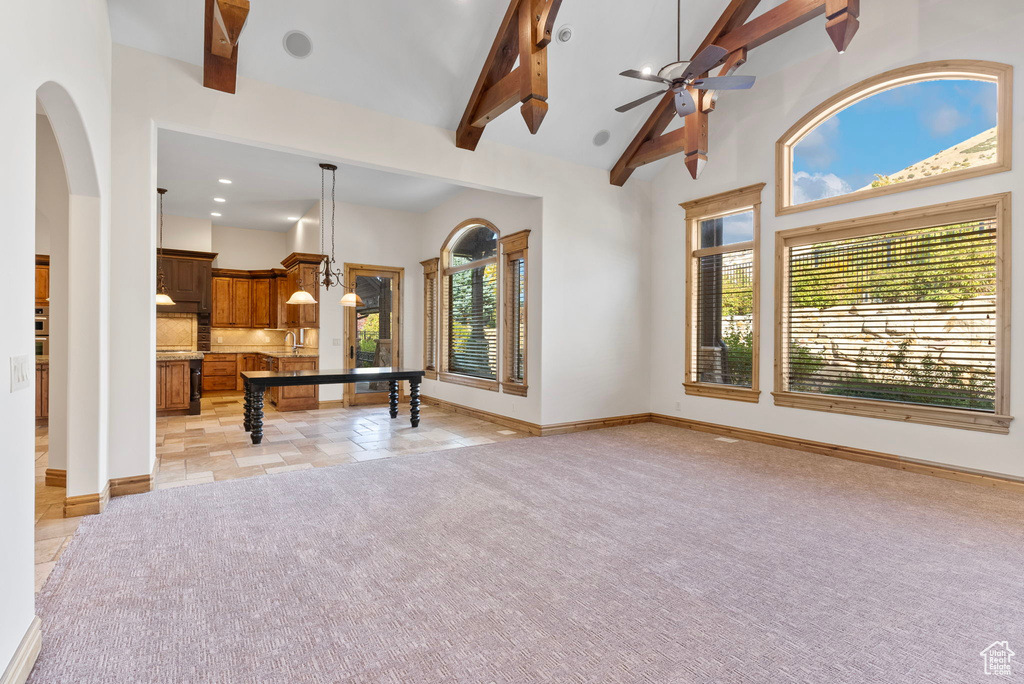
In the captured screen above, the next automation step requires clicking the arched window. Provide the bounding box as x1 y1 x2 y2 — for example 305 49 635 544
440 220 500 389
776 61 1011 215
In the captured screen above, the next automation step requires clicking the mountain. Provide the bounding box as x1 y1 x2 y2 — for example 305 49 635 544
859 127 998 191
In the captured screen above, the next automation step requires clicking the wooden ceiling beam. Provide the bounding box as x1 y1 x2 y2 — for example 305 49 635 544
824 0 861 53
609 0 763 186
203 0 250 94
456 0 563 151
702 48 748 113
716 0 828 54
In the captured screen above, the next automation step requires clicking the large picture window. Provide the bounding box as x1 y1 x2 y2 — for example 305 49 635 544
683 184 764 403
774 194 1011 433
440 220 500 390
776 61 1012 216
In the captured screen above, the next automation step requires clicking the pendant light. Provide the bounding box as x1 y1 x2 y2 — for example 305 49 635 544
311 162 363 307
155 187 175 306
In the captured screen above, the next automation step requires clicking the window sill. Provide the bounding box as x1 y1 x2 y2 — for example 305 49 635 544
684 383 761 403
772 391 1012 434
501 382 528 397
439 372 499 392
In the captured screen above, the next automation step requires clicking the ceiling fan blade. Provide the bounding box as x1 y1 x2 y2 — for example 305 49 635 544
673 89 696 117
680 45 728 81
619 69 671 84
615 89 668 113
691 75 757 90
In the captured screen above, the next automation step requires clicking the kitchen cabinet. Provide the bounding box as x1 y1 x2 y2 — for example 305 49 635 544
211 275 252 328
156 250 215 313
156 360 190 411
36 361 48 423
236 353 262 391
251 276 274 329
266 355 319 411
35 256 49 304
281 254 321 329
203 353 238 391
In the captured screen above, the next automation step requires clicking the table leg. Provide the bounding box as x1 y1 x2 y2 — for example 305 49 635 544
409 379 420 428
250 387 265 445
243 381 252 433
388 380 399 419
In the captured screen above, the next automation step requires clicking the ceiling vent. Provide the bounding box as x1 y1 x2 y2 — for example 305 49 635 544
283 31 313 59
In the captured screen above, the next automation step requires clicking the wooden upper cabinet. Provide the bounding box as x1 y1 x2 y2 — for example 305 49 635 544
297 263 319 328
251 277 272 329
232 278 252 328
211 276 233 327
156 250 216 313
35 265 49 304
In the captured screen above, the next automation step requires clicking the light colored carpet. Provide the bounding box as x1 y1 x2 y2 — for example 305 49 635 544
32 423 1024 683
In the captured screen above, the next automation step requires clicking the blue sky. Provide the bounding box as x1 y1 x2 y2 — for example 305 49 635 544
793 79 997 203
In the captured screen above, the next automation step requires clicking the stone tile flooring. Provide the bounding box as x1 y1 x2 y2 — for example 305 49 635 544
34 393 531 591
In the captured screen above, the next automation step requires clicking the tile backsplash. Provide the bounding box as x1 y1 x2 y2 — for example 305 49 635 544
157 313 197 351
210 328 317 351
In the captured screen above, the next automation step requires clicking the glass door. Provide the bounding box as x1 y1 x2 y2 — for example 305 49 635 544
345 264 403 406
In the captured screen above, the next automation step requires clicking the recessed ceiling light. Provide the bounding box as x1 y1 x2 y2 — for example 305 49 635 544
283 30 313 59
211 212 222 217
287 217 299 221
218 178 232 184
213 197 226 202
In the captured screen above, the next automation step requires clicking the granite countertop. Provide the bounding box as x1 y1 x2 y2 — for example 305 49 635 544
156 351 205 361
36 355 48 364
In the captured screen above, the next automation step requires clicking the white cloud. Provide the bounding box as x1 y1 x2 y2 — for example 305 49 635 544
792 171 852 204
794 116 841 169
923 106 970 137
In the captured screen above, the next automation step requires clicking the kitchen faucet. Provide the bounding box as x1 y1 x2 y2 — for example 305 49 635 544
284 330 303 352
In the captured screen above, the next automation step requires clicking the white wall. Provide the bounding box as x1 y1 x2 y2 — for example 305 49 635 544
109 43 651 484
212 225 288 270
162 214 212 252
649 0 1024 479
35 114 67 256
416 188 544 425
0 0 111 673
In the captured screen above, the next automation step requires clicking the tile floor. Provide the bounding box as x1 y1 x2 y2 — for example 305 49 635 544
34 393 531 591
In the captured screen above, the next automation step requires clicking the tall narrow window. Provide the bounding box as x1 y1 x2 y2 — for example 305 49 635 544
683 183 764 403
421 258 439 379
441 220 500 391
500 230 530 396
775 193 1011 434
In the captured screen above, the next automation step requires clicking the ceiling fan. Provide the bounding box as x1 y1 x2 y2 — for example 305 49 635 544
615 0 756 117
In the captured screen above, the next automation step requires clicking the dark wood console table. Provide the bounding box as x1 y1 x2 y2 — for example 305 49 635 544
241 367 426 445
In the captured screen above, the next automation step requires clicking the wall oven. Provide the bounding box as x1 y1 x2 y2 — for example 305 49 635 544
35 307 49 335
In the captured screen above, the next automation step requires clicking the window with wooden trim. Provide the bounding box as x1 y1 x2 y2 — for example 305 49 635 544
683 184 764 403
440 220 500 391
500 230 529 396
776 60 1012 216
774 193 1012 434
421 258 439 380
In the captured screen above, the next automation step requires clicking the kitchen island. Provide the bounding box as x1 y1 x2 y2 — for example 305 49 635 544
156 352 203 416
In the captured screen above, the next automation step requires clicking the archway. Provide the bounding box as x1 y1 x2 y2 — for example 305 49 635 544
35 81 108 519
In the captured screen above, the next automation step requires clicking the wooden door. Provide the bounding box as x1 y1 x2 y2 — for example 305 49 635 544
211 277 233 327
252 278 271 329
232 278 252 327
343 264 404 406
35 265 49 303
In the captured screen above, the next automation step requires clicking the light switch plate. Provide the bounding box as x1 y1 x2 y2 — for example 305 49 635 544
332 338 342 346
10 354 31 392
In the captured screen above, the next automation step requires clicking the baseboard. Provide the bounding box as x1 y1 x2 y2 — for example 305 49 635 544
0 616 41 684
650 414 1024 494
421 395 542 435
318 400 346 409
418 396 1024 493
63 482 110 518
44 468 66 488
109 471 153 498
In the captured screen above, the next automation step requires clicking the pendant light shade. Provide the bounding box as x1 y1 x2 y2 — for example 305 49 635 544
156 187 176 306
286 289 318 305
339 291 364 308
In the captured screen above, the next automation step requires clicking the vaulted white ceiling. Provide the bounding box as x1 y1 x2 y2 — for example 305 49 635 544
112 0 825 175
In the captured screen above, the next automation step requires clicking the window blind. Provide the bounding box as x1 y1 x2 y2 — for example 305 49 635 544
784 219 997 411
423 270 437 372
509 257 526 382
694 249 754 387
448 263 498 379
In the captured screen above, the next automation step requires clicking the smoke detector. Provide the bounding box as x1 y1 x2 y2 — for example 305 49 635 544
283 30 313 59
